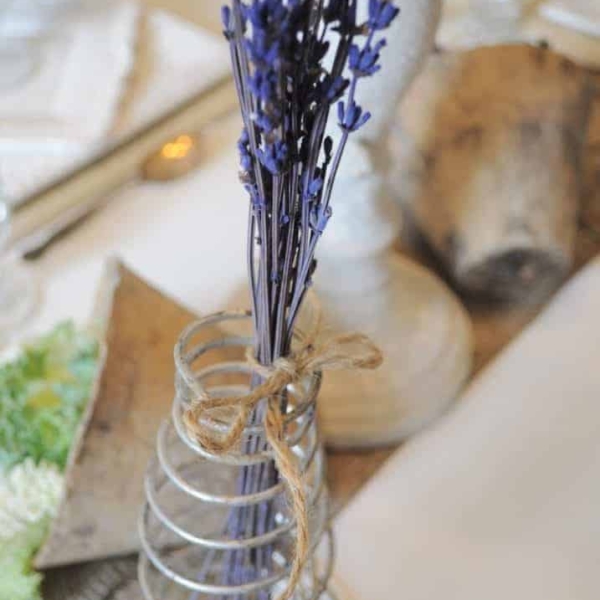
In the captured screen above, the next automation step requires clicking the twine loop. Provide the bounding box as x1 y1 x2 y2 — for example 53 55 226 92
183 330 383 600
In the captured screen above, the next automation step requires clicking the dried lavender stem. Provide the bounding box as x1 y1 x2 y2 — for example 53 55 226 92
215 0 398 594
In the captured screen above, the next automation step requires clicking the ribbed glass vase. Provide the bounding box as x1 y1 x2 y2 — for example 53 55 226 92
138 311 334 600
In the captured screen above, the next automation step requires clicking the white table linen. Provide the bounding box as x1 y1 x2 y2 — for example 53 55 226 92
540 1 600 39
333 257 600 600
0 2 139 146
0 2 139 201
0 4 230 203
23 115 247 341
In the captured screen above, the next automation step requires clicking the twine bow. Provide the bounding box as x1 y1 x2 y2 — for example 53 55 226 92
183 331 383 600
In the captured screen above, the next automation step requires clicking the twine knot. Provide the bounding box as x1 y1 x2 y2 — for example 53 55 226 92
183 330 383 600
273 356 300 380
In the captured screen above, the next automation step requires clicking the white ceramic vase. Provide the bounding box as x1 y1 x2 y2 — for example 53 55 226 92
316 0 474 448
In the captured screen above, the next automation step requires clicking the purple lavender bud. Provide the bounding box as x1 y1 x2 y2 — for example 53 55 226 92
248 70 277 101
240 154 252 171
349 39 387 77
265 41 280 66
237 128 253 171
250 192 266 211
245 35 280 68
257 148 272 173
338 100 371 132
244 0 268 28
237 131 248 152
310 204 332 234
244 182 256 196
274 140 288 162
266 0 287 24
221 5 231 30
357 111 372 130
348 44 360 71
308 177 324 198
337 100 345 126
325 75 349 102
253 111 276 133
368 0 399 30
258 140 289 174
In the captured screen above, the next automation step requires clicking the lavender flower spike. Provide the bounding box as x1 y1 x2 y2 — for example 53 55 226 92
369 0 400 30
338 100 371 132
218 0 400 594
349 39 387 77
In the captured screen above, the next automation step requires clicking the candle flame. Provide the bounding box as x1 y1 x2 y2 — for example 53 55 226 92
161 135 195 160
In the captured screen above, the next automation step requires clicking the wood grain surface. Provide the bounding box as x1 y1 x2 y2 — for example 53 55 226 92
37 261 202 569
392 44 595 300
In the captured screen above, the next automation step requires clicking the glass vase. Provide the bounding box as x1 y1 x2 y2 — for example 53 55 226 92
138 311 334 600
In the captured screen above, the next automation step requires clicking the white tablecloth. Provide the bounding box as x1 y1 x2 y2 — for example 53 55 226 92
23 115 246 339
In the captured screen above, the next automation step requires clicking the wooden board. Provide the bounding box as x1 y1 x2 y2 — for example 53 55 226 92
36 260 206 568
391 44 595 300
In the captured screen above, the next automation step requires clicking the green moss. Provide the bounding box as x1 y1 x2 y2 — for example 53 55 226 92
0 322 100 599
0 321 99 470
0 518 49 600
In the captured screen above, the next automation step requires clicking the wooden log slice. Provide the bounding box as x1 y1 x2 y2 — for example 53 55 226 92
390 44 596 300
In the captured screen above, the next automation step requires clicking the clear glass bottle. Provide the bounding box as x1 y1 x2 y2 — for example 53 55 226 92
138 312 334 600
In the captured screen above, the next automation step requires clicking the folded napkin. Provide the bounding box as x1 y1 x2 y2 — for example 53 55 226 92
0 1 140 202
334 257 600 600
439 0 600 68
0 5 230 204
0 1 139 147
119 9 230 132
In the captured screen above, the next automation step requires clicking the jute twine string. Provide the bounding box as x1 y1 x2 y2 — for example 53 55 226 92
183 330 383 600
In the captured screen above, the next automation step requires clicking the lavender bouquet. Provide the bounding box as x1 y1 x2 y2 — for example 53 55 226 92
224 0 396 592
224 0 398 362
174 1 398 599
